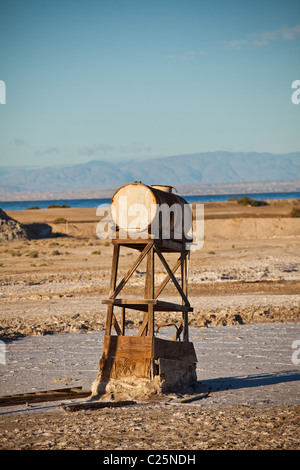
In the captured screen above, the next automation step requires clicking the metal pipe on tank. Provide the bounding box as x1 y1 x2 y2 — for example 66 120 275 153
151 185 174 193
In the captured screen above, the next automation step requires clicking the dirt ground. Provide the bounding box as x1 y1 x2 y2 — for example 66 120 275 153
1 403 299 450
0 199 299 450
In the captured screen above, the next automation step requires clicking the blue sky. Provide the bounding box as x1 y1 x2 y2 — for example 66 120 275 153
0 0 300 168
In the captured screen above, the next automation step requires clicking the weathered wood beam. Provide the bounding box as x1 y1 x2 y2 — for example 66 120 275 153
105 244 120 336
154 257 182 299
154 245 189 306
102 299 192 312
0 387 90 407
64 400 136 412
137 314 149 336
109 242 153 300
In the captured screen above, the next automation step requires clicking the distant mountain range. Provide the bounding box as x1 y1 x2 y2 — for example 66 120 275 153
0 151 299 196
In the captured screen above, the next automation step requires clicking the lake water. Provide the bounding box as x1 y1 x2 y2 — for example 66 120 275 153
1 191 299 211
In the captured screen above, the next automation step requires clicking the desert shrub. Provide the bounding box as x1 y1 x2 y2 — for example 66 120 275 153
26 206 40 210
9 250 22 257
53 217 67 223
237 195 268 207
290 207 300 217
52 250 61 255
28 250 39 258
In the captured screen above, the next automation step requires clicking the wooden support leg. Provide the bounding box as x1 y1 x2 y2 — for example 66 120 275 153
105 305 114 337
181 250 189 342
109 244 120 297
145 247 154 337
105 244 120 336
121 307 125 335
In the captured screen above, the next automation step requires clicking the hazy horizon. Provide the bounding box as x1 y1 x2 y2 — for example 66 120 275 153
1 0 300 170
1 149 300 171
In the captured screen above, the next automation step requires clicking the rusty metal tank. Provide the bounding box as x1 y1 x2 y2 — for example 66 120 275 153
110 182 192 240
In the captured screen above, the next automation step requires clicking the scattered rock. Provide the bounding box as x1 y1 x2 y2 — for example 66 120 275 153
0 209 52 241
0 404 299 450
0 209 33 241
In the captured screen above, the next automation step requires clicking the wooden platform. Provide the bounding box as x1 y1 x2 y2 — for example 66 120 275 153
112 237 192 252
102 298 193 312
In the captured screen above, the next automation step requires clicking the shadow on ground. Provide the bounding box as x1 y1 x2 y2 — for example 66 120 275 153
197 369 300 393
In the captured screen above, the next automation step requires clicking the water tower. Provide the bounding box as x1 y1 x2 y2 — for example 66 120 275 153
91 182 197 400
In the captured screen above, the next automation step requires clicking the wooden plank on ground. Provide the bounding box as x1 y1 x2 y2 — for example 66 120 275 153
0 387 91 407
63 400 136 412
179 392 211 403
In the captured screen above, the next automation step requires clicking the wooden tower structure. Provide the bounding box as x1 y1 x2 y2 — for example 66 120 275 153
92 183 197 399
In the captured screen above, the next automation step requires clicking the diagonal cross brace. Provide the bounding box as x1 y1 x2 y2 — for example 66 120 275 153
109 242 153 300
154 245 190 306
154 257 182 299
